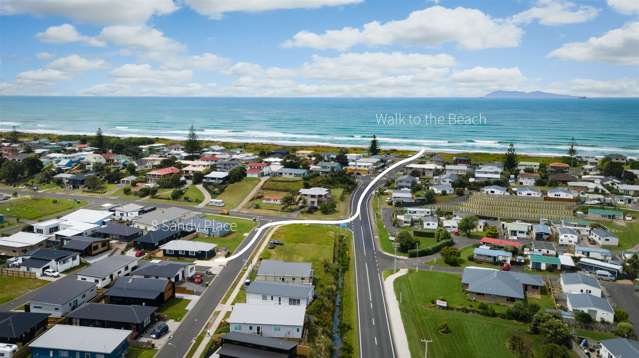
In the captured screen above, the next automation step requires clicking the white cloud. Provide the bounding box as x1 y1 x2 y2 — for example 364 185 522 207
283 6 523 50
16 69 70 83
0 0 177 25
607 0 639 15
548 78 639 97
47 54 109 72
512 0 598 26
36 52 55 60
36 24 105 47
98 25 185 58
450 66 526 84
163 53 232 71
185 0 361 18
548 22 639 65
110 63 192 85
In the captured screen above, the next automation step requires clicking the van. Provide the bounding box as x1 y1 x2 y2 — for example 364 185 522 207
208 199 225 207
595 270 615 281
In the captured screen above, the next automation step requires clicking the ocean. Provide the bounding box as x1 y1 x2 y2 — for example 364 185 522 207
0 96 637 157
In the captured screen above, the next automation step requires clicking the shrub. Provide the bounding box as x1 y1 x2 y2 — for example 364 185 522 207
407 239 454 257
437 323 451 334
441 246 461 266
614 322 636 338
123 186 132 195
171 189 184 200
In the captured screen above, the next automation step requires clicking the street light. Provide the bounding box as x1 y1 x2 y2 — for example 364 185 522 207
421 338 432 358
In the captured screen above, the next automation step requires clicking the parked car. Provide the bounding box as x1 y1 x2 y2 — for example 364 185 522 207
595 270 615 281
191 273 203 284
135 250 145 257
269 240 284 246
208 199 225 207
43 269 60 277
150 322 169 339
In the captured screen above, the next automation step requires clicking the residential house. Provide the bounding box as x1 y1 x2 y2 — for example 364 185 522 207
246 281 314 308
587 208 624 220
617 184 639 196
76 255 139 288
504 221 531 239
429 183 453 195
246 162 271 177
390 190 414 206
578 258 623 279
215 159 242 172
275 168 308 178
518 162 540 172
67 303 156 337
131 261 195 282
179 216 231 237
599 338 639 358
461 267 545 302
18 248 80 277
566 293 614 323
422 216 439 230
518 172 539 186
214 332 298 358
133 228 183 251
474 164 502 181
557 227 579 246
0 232 47 257
113 203 150 221
405 163 441 178
533 224 552 240
146 166 180 184
228 304 305 339
53 221 99 242
479 237 524 251
444 164 469 176
529 254 561 271
256 260 313 285
60 209 112 226
589 228 619 246
62 236 110 257
298 187 330 208
516 187 541 197
94 222 143 242
106 277 174 307
28 279 96 317
481 185 508 195
473 247 512 264
29 325 130 358
53 173 85 188
32 219 61 236
317 161 342 174
560 272 602 297
132 206 195 231
161 240 217 260
0 312 49 345
204 171 229 184
575 246 613 262
395 175 418 190
547 188 575 200
120 175 137 186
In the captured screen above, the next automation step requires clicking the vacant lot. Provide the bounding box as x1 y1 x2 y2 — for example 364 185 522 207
0 276 48 304
262 177 304 192
194 214 256 253
214 178 260 209
604 221 639 250
0 197 84 220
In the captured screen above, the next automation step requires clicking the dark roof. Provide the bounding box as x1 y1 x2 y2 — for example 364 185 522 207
28 248 76 261
0 312 49 339
135 228 181 244
106 277 168 299
20 258 50 269
222 332 297 351
246 281 313 299
131 261 189 279
67 303 156 324
216 344 288 358
30 279 95 305
95 222 142 237
63 236 107 251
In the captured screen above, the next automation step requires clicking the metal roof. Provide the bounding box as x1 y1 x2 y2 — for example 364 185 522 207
462 267 544 300
567 293 613 313
561 272 601 289
474 248 512 258
0 312 49 339
132 207 193 227
222 332 298 351
30 279 95 305
67 303 156 324
106 277 169 299
132 261 190 278
77 255 138 279
95 222 142 237
257 260 312 278
228 304 305 327
135 228 181 244
530 254 561 265
28 248 77 261
600 338 639 358
60 209 112 224
161 240 216 252
29 325 131 354
246 281 313 299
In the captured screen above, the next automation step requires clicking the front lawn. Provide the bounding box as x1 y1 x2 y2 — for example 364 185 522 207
604 221 639 250
261 177 304 192
159 298 190 321
194 214 256 253
0 276 48 304
126 347 157 358
0 197 85 220
214 178 260 209
299 188 350 219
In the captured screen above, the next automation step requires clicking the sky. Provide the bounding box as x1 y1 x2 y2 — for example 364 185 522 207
0 0 637 97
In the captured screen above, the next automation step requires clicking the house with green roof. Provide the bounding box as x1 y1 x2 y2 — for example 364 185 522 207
529 254 561 272
587 208 623 220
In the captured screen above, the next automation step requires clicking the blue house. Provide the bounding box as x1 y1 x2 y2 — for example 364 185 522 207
29 325 130 358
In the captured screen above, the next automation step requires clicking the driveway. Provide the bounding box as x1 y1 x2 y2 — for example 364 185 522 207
602 281 639 334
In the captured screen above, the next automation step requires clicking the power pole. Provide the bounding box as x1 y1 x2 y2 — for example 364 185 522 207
421 339 432 358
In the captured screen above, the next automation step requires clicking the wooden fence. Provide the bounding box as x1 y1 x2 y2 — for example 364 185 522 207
0 268 36 279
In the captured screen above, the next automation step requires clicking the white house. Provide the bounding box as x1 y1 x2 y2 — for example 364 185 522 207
474 164 502 181
566 293 614 323
518 173 539 186
589 228 619 246
203 171 229 184
616 184 639 196
246 281 314 308
404 207 434 219
575 246 613 262
504 221 531 239
228 304 305 339
76 255 139 288
59 209 112 225
547 188 575 200
113 203 146 221
444 164 469 176
429 183 453 195
422 216 439 230
390 190 414 205
557 226 579 245
28 279 97 317
32 219 61 236
298 187 330 208
481 185 508 195
560 272 602 297
18 248 80 277
516 187 541 197
599 338 639 358
256 260 313 285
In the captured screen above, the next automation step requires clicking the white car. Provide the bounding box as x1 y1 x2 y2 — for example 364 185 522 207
43 269 60 278
208 199 225 207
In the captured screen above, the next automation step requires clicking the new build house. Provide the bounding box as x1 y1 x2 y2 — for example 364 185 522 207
67 303 156 337
566 293 614 323
17 248 80 276
29 325 131 358
76 255 139 288
246 281 314 308
28 279 97 317
256 260 313 285
560 272 603 297
228 304 305 339
461 267 544 302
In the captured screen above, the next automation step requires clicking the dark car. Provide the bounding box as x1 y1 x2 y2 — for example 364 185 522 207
269 240 284 246
150 322 169 339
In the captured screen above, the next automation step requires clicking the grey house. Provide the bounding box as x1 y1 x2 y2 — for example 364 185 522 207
131 261 195 282
76 255 139 288
246 281 314 308
256 260 313 285
461 267 544 302
600 338 639 358
395 175 418 190
67 303 156 337
28 279 97 317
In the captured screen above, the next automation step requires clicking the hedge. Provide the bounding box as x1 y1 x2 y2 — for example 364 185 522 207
407 239 454 257
413 230 435 238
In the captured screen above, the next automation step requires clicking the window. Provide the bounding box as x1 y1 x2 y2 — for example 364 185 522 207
274 326 281 331
249 325 253 331
59 351 69 357
262 295 267 300
289 298 301 306
234 325 242 330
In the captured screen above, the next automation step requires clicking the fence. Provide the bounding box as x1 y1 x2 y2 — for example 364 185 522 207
0 268 36 279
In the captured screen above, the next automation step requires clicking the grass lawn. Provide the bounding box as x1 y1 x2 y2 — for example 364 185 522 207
395 271 550 358
183 185 205 204
193 214 256 253
342 235 359 358
299 188 350 220
126 347 157 358
604 221 639 250
148 185 205 206
214 178 260 209
0 197 85 220
159 298 190 321
430 246 497 269
261 177 303 192
575 328 617 342
0 276 48 304
373 194 397 255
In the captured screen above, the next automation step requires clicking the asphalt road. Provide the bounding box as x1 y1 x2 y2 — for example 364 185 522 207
350 179 396 358
602 282 639 334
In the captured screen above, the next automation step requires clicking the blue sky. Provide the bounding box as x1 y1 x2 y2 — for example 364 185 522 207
0 0 637 96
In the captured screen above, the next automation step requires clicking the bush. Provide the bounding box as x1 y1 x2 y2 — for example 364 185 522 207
538 344 569 358
441 246 461 266
574 311 593 325
434 228 451 242
438 323 451 334
171 189 184 200
398 230 418 252
614 322 636 338
123 186 132 195
506 301 540 323
407 239 454 257
413 230 435 238
615 308 629 323
507 334 531 358
319 199 337 214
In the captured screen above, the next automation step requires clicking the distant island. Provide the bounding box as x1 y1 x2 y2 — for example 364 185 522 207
484 90 583 99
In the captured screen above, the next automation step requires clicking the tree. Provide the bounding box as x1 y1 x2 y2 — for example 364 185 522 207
227 166 246 183
506 301 540 323
600 159 624 179
539 317 572 347
192 171 204 185
441 246 461 266
434 228 451 242
0 161 23 184
8 126 19 143
503 143 518 173
319 199 337 214
84 175 104 191
126 162 137 175
281 193 295 208
184 125 201 157
567 137 577 167
368 135 380 156
335 150 349 167
615 308 629 323
397 230 417 252
485 226 499 238
538 344 569 358
507 334 531 358
157 174 181 188
93 128 106 153
458 216 478 236
123 186 132 195
171 189 184 200
22 157 43 177
574 311 593 325
614 322 636 338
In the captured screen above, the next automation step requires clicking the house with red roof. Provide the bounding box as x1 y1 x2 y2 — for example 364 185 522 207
246 162 271 178
479 237 524 249
146 167 180 184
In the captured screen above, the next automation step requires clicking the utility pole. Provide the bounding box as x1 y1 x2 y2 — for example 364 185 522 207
393 242 399 272
421 338 432 358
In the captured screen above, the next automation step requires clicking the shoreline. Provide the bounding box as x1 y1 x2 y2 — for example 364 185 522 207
1 128 621 160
